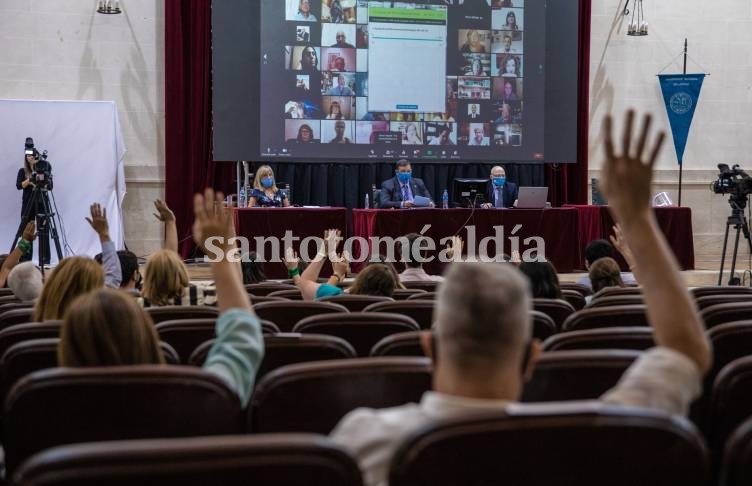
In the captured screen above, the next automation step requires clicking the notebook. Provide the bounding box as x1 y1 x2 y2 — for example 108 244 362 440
516 187 549 209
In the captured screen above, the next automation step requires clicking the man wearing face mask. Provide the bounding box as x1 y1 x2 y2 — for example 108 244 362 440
482 165 518 209
248 165 290 207
378 159 434 209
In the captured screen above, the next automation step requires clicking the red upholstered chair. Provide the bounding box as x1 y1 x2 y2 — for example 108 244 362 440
188 334 356 379
247 295 287 304
267 289 304 300
532 299 575 331
12 434 364 486
370 331 425 357
0 308 35 330
389 406 709 486
363 301 434 330
530 310 557 341
406 291 437 301
591 286 643 300
542 327 655 352
561 305 650 332
319 294 394 312
691 286 752 300
245 283 298 296
391 289 427 300
3 366 244 475
0 295 21 304
708 356 752 457
253 301 349 332
145 306 219 324
721 415 752 486
695 294 752 310
561 289 586 310
401 281 440 292
0 288 16 297
0 321 62 360
293 312 420 357
521 350 640 402
0 302 35 314
701 303 752 329
559 281 592 297
586 295 645 308
250 357 432 434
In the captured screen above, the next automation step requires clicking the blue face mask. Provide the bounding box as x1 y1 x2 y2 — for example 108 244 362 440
261 176 274 188
397 172 412 183
493 177 506 186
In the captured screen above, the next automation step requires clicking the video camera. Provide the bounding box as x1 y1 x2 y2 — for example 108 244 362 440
712 163 752 198
24 137 52 189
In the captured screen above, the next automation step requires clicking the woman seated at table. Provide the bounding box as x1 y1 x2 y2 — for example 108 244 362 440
247 165 290 208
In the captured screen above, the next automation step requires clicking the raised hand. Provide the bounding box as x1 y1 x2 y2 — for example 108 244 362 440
153 198 176 223
324 228 342 256
446 235 464 262
193 188 233 255
283 247 300 271
332 251 350 277
85 203 110 241
21 221 36 242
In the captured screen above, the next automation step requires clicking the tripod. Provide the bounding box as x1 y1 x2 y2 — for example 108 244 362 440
718 195 752 285
21 185 63 277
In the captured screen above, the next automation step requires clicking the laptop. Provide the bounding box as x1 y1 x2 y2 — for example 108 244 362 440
516 187 549 209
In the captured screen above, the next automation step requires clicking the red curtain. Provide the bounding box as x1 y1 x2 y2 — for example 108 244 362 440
546 0 591 206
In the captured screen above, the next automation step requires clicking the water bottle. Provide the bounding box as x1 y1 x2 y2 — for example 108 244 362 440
365 192 370 209
238 186 246 208
441 189 449 209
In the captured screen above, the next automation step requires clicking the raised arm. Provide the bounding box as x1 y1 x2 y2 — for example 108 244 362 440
296 229 340 300
153 199 178 254
609 224 637 272
86 203 122 288
0 222 36 288
601 111 710 374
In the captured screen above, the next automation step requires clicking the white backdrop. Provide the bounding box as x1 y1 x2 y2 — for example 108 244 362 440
0 100 126 264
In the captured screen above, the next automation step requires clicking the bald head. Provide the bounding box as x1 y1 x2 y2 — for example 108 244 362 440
435 262 531 371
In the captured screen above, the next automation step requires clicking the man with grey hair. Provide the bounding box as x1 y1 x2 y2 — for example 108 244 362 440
7 262 43 302
330 110 711 486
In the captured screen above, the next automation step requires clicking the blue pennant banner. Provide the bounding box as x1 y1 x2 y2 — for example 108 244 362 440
658 74 705 165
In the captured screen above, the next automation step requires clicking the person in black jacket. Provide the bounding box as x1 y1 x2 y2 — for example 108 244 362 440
378 159 434 209
482 165 518 209
12 149 52 263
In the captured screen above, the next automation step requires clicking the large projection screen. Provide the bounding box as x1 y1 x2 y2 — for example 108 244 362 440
212 0 580 164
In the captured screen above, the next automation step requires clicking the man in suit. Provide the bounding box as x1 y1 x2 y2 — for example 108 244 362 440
378 159 434 209
482 165 518 208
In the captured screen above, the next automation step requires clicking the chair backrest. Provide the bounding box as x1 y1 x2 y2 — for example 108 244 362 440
521 350 640 402
542 327 655 352
155 318 217 363
562 305 650 332
247 295 287 304
0 288 16 297
389 406 709 486
0 301 35 314
559 281 593 297
709 356 752 454
266 289 304 300
391 288 427 300
251 357 432 434
293 312 420 357
530 310 557 341
3 366 244 475
12 434 364 486
0 295 21 304
401 281 439 292
721 415 752 486
406 292 437 301
0 308 35 330
695 294 752 310
701 302 752 329
319 294 394 312
691 286 752 300
158 342 180 365
370 331 425 357
145 306 219 324
532 299 576 331
253 301 349 332
245 283 298 296
591 286 643 300
362 301 434 330
707 320 752 389
0 321 62 360
561 289 586 310
586 295 645 308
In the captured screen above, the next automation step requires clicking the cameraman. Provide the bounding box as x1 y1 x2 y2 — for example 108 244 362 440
12 146 53 263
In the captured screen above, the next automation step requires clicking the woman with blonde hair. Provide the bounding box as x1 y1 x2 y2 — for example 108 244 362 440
588 257 625 295
247 165 290 208
34 256 104 321
141 249 215 306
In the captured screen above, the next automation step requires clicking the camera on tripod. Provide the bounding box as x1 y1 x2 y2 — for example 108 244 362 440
24 137 52 189
712 163 752 200
713 163 752 285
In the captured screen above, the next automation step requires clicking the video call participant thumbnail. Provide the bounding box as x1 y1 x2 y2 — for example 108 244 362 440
427 125 457 146
285 120 321 144
327 74 355 96
325 120 353 144
464 123 490 146
379 159 434 209
287 0 318 22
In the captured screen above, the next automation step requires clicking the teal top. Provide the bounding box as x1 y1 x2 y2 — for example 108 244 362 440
315 283 344 299
202 308 265 407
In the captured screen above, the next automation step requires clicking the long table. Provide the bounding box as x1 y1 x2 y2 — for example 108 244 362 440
352 208 580 274
233 208 348 279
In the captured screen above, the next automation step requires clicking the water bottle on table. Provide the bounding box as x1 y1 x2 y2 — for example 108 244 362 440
441 189 449 209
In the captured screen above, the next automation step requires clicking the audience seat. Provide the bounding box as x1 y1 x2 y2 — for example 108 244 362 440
0 295 21 304
3 365 244 475
391 289 427 300
267 289 304 300
12 434 364 486
363 301 434 329
245 283 298 296
521 350 640 402
0 288 16 298
189 334 356 378
247 295 287 304
530 311 557 341
561 289 586 310
319 294 394 312
701 303 752 330
586 295 645 308
542 327 655 352
559 281 592 297
293 312 420 356
253 301 349 332
709 356 752 457
389 405 709 486
591 286 643 299
406 292 437 301
370 331 425 358
145 306 219 324
691 286 752 300
250 357 432 434
532 299 575 331
720 415 752 486
401 281 439 292
695 294 752 310
561 305 649 332
0 308 35 330
0 321 62 360
0 301 34 314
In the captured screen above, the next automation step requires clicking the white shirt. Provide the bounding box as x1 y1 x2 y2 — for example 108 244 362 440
399 267 444 283
330 347 701 486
